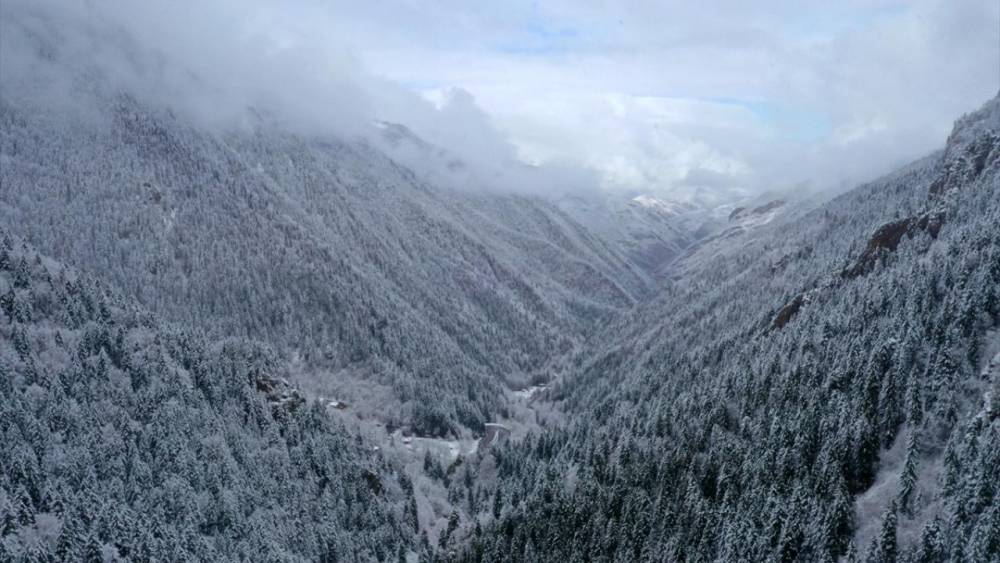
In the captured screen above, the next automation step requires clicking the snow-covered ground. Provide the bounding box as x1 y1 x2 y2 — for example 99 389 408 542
512 384 547 401
976 328 1000 422
387 430 479 465
852 327 1000 555
979 328 1000 378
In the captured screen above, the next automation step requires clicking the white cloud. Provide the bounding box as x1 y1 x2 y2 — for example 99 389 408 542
354 0 999 196
3 0 997 199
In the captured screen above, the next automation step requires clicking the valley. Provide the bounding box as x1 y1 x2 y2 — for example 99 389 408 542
2 2 999 561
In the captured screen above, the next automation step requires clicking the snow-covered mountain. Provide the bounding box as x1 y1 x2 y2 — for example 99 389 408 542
0 88 660 435
464 94 1000 561
554 192 720 278
0 4 675 438
372 117 727 282
5 2 1000 561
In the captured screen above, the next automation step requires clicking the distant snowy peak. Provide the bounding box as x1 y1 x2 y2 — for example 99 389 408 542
370 121 729 282
726 198 786 226
554 192 721 278
630 194 699 216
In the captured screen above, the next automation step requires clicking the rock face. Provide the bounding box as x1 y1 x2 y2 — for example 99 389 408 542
255 374 306 411
772 293 806 330
842 102 1000 281
841 211 944 279
929 99 1000 200
929 134 999 198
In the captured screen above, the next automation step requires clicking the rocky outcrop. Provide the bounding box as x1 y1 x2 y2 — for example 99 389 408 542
773 101 998 331
841 212 944 279
842 119 997 280
772 293 806 330
254 374 306 411
929 133 999 198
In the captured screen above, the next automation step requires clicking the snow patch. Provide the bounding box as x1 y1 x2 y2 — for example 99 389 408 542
388 429 479 464
852 429 909 551
979 328 1000 377
631 194 688 215
512 384 546 401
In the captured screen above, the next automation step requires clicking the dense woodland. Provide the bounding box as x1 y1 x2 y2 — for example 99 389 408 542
2 3 1000 561
0 232 417 560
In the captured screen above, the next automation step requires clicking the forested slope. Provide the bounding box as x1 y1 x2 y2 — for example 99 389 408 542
459 98 1000 562
0 230 418 561
0 4 665 437
4 3 1000 561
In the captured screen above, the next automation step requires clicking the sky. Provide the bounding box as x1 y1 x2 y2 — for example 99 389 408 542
342 0 1000 199
3 0 998 201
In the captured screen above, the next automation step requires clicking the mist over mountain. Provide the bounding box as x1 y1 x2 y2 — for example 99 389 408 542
2 2 999 562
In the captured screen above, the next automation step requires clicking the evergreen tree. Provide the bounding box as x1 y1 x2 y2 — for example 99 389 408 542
897 432 920 515
865 502 897 563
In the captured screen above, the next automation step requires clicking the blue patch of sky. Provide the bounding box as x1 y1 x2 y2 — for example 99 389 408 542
710 96 832 143
492 3 590 56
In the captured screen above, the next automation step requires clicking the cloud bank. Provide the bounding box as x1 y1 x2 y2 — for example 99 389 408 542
1 0 579 194
2 1 997 201
358 0 999 198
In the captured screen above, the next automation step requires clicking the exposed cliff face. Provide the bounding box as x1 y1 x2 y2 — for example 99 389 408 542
929 133 999 198
769 97 999 330
841 211 945 279
772 292 806 329
842 97 1000 280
